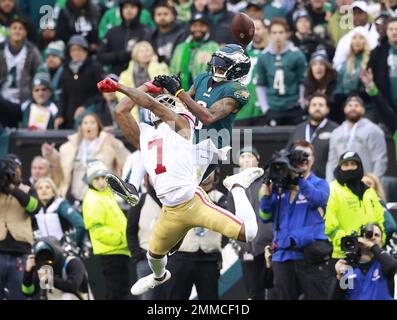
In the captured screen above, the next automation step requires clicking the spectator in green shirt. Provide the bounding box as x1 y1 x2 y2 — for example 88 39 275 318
256 18 307 126
170 13 218 91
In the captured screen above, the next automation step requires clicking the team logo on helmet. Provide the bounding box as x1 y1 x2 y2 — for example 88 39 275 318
208 44 251 81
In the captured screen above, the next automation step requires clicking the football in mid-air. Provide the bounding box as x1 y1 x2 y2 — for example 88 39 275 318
230 13 255 47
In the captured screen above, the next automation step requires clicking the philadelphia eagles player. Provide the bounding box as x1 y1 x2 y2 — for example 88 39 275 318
106 44 251 206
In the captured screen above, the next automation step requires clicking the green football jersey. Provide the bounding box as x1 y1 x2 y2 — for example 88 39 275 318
192 72 250 148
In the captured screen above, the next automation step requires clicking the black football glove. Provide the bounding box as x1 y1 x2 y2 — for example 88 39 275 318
155 75 183 96
152 75 166 88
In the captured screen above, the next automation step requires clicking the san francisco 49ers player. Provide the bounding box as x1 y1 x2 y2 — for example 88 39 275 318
97 77 264 295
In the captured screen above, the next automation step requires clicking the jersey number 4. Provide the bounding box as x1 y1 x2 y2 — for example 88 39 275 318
148 138 167 175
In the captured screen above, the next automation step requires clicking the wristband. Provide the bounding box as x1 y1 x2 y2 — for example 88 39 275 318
175 88 184 97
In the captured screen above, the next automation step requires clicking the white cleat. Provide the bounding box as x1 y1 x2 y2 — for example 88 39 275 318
130 270 171 296
223 167 264 191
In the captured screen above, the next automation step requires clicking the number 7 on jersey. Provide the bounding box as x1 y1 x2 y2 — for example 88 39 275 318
148 138 167 175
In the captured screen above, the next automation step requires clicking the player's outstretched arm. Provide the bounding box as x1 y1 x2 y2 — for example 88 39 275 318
117 83 191 139
154 75 239 125
114 96 141 150
179 93 239 125
98 77 144 149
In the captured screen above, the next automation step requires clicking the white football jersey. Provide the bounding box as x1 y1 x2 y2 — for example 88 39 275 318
139 118 232 206
139 120 197 206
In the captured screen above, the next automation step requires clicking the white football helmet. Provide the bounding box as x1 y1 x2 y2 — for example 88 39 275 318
149 94 193 124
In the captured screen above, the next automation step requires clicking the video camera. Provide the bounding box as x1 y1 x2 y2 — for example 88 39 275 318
341 224 376 265
263 148 309 186
0 158 18 193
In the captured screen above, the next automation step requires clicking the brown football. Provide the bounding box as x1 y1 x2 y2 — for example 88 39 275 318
230 13 255 47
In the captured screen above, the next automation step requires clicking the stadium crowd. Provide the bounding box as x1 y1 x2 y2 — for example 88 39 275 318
0 0 397 300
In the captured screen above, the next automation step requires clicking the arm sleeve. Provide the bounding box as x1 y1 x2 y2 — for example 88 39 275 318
10 187 41 215
256 86 270 114
54 258 85 293
368 128 388 178
371 245 397 280
58 200 86 248
298 178 329 209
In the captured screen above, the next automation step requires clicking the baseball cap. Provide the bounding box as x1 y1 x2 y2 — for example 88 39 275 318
190 13 210 26
351 1 368 13
338 151 362 166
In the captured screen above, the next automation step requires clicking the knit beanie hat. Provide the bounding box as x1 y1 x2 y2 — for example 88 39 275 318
86 160 109 185
46 40 65 59
32 72 52 90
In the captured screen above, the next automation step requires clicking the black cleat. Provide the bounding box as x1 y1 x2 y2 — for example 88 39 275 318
105 173 139 206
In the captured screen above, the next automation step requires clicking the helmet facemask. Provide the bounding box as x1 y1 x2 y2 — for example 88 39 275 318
149 94 192 124
208 55 234 82
208 45 251 82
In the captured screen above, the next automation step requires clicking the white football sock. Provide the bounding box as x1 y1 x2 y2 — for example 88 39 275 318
231 186 258 242
147 252 167 279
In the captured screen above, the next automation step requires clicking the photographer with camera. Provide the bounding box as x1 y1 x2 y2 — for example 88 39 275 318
331 223 397 300
259 140 332 300
0 154 42 300
21 237 91 300
325 152 385 261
